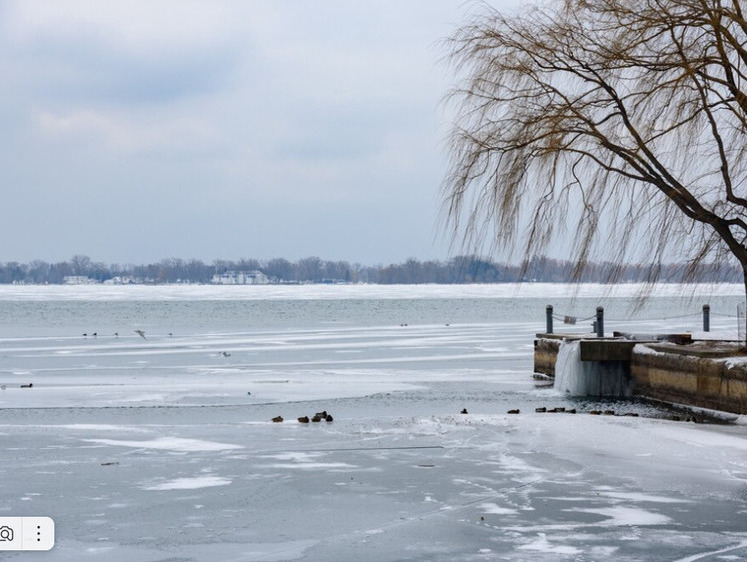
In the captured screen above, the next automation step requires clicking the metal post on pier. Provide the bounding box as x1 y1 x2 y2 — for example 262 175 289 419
703 304 710 332
546 305 553 334
596 306 604 337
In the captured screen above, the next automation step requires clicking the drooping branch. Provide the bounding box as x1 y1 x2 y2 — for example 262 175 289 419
443 0 747 282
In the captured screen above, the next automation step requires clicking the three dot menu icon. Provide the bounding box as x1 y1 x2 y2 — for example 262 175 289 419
0 517 54 551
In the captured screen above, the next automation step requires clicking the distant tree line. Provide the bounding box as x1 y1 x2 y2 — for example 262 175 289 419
0 255 740 285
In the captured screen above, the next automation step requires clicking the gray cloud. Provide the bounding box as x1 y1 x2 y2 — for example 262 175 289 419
0 0 522 265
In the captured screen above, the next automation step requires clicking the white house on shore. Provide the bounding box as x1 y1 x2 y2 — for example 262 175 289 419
103 276 138 285
211 270 269 285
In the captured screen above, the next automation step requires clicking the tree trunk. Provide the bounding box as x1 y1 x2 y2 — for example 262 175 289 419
742 266 747 350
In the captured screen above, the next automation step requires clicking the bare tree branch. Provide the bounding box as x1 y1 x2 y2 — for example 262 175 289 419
443 0 747 308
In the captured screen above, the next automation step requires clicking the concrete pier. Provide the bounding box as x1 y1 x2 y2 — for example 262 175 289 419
535 335 747 414
579 339 636 361
631 342 747 414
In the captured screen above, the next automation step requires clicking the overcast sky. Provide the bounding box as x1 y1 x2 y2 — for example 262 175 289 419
0 1 525 266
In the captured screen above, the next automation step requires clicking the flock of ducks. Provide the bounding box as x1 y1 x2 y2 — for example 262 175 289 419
6 382 704 423
272 410 334 423
268 407 653 421
459 406 649 417
459 406 701 422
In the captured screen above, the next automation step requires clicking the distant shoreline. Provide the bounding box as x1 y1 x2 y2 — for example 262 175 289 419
0 256 740 286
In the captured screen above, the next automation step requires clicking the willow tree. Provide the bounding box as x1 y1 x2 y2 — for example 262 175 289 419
443 0 747 309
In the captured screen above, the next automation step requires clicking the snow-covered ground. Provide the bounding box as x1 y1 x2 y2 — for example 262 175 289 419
0 281 743 301
0 286 744 560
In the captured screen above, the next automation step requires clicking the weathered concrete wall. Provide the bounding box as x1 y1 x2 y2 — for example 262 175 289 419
534 337 560 376
631 347 747 415
580 340 636 361
532 337 747 415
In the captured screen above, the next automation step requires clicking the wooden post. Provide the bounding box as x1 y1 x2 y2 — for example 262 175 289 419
703 304 710 332
596 306 604 337
546 305 553 334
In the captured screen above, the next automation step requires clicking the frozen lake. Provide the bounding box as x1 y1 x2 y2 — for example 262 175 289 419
0 284 745 561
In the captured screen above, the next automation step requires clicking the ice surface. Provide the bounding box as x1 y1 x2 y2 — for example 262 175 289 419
478 503 518 515
517 533 583 555
84 437 244 452
0 285 744 561
567 506 672 526
597 491 692 504
0 281 742 301
674 540 747 562
142 476 232 491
